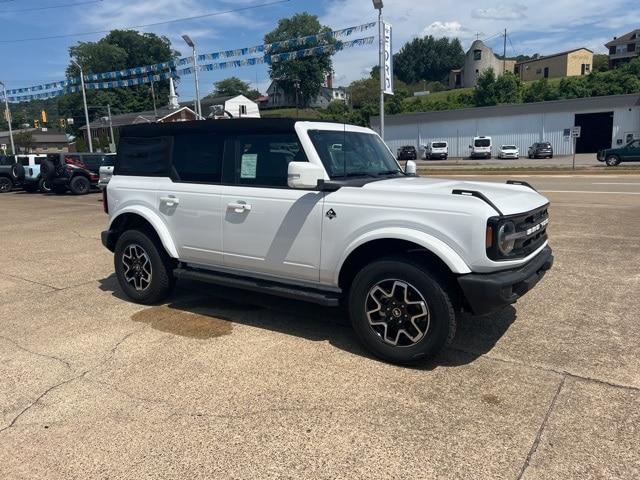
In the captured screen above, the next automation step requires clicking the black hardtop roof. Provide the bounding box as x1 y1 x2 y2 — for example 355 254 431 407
119 118 302 138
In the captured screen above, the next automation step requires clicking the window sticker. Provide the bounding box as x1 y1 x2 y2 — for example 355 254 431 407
240 153 258 179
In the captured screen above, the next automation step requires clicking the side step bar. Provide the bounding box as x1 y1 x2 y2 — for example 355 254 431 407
174 267 342 307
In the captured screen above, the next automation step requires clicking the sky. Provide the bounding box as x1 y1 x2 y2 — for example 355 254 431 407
0 0 638 104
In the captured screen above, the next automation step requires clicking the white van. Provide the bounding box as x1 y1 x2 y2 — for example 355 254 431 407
470 136 492 159
423 141 448 160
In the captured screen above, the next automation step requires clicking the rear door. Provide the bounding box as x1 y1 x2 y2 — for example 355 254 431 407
221 133 323 282
156 132 225 267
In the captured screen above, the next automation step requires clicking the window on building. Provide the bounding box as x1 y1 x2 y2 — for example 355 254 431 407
536 68 542 75
629 43 636 52
581 63 591 75
473 49 482 61
239 105 247 116
609 46 616 55
235 134 306 187
171 133 224 183
544 67 549 78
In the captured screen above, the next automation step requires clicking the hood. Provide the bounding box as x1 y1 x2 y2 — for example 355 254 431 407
362 176 548 216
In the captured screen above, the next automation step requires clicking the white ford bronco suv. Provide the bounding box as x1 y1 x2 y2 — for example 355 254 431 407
102 119 552 364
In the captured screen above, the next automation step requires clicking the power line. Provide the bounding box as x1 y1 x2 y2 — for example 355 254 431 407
0 0 291 44
2 0 105 13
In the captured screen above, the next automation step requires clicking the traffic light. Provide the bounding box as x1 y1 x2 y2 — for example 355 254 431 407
34 119 40 128
59 118 66 128
41 110 47 124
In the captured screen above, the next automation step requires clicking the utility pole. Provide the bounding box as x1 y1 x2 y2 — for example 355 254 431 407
0 81 15 155
107 104 115 152
150 81 158 119
182 35 202 118
373 0 385 139
503 28 507 74
72 59 93 153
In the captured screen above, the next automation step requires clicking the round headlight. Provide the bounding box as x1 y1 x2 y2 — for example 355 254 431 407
498 221 516 255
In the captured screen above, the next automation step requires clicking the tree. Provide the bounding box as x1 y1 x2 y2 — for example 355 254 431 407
264 13 333 107
211 77 252 97
523 78 559 103
593 54 609 72
60 30 179 135
14 130 35 153
474 70 522 106
393 36 464 84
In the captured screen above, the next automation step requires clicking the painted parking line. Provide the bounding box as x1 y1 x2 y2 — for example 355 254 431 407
540 190 640 195
592 182 640 185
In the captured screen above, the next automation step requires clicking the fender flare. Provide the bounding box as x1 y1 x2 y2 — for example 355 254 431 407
109 206 179 258
334 227 471 284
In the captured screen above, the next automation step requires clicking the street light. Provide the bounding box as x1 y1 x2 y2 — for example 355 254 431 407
372 0 385 139
71 59 93 152
182 34 202 119
0 81 15 155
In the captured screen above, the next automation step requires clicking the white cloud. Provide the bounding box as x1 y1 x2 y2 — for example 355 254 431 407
472 4 527 20
422 21 473 40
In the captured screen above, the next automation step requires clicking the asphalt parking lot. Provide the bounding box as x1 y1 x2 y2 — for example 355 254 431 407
1 176 639 479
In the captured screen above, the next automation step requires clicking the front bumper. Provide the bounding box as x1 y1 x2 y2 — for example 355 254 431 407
457 246 553 316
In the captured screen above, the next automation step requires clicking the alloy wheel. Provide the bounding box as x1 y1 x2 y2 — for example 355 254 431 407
365 279 430 347
122 244 153 291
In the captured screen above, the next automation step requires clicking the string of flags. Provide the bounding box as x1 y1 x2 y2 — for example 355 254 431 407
2 21 377 103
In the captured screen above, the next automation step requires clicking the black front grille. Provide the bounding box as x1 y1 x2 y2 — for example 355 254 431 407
487 204 549 260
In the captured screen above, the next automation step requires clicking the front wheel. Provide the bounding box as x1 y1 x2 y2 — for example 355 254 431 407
348 258 456 364
0 177 12 193
114 230 174 304
605 155 620 166
39 178 51 193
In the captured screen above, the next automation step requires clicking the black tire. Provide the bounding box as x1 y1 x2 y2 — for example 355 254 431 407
52 183 67 195
23 183 39 193
605 155 620 167
69 175 91 195
11 164 25 182
348 257 456 364
39 178 51 193
40 159 56 181
114 229 175 304
0 176 13 193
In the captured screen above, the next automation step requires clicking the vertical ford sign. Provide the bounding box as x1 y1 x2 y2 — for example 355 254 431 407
383 22 393 95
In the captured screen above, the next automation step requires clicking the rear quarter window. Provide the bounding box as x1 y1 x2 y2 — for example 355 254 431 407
115 136 173 176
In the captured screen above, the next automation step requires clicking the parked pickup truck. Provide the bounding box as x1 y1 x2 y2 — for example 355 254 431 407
0 155 25 193
598 139 640 166
102 119 553 364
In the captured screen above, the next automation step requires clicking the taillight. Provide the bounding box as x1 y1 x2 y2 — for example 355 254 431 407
102 187 108 214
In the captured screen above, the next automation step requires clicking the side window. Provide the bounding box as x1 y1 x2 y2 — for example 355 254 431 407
235 134 306 187
35 157 43 165
171 133 224 183
82 155 104 171
116 136 173 176
17 156 29 166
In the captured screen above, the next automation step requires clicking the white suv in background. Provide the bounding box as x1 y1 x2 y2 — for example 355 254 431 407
423 141 448 160
102 119 553 364
470 136 492 159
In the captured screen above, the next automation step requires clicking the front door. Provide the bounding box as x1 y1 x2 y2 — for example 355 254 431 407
627 139 640 160
156 132 225 266
222 133 323 282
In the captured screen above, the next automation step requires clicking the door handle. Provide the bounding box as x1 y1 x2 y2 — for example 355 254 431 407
227 201 251 213
160 196 179 207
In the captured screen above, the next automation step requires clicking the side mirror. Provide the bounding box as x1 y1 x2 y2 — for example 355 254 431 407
468 145 472 149
405 160 417 176
287 162 326 189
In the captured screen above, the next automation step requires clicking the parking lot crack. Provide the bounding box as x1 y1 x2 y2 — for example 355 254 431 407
0 271 60 291
0 335 71 369
516 374 566 480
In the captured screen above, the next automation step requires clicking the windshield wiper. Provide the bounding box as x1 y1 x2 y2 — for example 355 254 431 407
333 172 378 178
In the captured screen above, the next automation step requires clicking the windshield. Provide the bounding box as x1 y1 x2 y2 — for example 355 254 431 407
432 142 447 148
502 145 517 150
308 130 401 178
475 139 491 147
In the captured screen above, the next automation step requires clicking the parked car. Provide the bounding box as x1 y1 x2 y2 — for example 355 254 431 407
0 155 25 193
16 154 50 193
469 136 492 159
528 142 553 159
101 119 553 365
498 145 519 159
397 145 417 161
597 139 640 166
98 155 116 189
40 153 110 195
423 141 448 160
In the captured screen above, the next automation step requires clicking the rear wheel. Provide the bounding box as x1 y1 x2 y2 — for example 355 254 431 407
605 155 620 166
69 175 91 195
39 178 51 193
0 176 12 193
348 257 456 364
114 230 175 304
